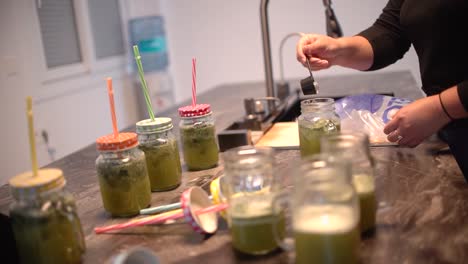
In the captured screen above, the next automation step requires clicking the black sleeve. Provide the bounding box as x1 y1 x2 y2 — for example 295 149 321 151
457 81 468 112
356 0 411 71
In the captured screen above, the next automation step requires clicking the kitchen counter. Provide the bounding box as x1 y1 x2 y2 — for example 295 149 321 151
1 70 467 263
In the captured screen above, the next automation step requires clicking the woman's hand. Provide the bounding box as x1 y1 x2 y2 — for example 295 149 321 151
384 95 451 147
296 34 343 71
296 34 374 71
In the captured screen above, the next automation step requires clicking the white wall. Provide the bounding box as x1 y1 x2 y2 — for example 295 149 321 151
0 0 421 186
0 0 141 185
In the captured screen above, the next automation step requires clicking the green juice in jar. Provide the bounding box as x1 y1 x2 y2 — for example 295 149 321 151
96 153 151 217
140 138 182 191
230 214 285 255
228 196 285 255
353 173 377 233
181 124 219 170
10 197 85 264
299 119 340 157
293 206 360 264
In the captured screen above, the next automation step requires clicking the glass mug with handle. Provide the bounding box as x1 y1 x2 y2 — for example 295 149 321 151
320 131 377 233
223 146 285 255
273 154 361 264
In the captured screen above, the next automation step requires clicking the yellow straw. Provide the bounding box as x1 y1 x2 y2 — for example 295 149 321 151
26 96 38 177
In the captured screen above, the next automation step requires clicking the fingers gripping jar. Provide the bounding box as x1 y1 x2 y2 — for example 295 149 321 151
136 118 182 191
9 169 86 264
95 132 151 217
298 98 341 157
178 104 219 170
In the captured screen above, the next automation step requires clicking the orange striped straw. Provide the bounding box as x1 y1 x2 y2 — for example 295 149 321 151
106 77 118 139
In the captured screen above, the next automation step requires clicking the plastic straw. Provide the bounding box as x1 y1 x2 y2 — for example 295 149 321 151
140 195 213 215
133 45 155 121
106 77 119 138
192 58 197 107
95 203 228 234
26 96 38 177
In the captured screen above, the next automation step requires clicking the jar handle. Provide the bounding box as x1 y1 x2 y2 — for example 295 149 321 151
272 191 294 252
68 210 86 253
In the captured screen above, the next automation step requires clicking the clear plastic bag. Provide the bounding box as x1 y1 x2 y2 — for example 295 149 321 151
335 94 412 145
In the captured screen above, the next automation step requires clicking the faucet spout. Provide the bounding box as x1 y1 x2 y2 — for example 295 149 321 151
260 0 275 112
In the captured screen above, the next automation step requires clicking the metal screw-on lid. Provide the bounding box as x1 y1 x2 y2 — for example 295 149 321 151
178 104 211 117
96 132 138 151
9 168 66 200
136 118 173 134
180 186 218 234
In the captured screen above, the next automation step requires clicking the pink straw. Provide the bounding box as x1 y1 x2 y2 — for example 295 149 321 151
94 203 228 234
106 77 118 139
191 58 197 107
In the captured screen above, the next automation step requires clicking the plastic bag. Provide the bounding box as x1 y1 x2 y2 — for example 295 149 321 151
335 94 412 145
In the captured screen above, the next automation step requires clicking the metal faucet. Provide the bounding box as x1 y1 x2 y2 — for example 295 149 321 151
259 0 343 111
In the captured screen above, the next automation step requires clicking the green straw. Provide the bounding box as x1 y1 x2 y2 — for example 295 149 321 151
133 45 155 121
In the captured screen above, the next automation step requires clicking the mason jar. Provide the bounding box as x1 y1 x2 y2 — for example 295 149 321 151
9 168 86 264
136 118 182 191
95 132 151 217
178 104 219 170
273 154 360 264
297 98 341 157
321 131 377 233
223 146 284 255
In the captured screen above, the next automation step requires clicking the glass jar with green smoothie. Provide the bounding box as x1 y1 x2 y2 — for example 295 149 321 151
273 154 360 264
223 146 284 255
178 104 219 170
136 117 182 191
298 98 341 157
321 131 377 234
9 168 86 264
95 132 151 217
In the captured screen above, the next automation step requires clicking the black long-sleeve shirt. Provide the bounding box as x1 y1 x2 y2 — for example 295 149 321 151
358 0 468 111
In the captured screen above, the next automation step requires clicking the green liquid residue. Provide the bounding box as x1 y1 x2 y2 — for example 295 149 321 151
299 119 340 157
10 195 86 264
230 213 285 255
96 153 151 217
181 124 219 170
294 227 359 264
139 138 182 191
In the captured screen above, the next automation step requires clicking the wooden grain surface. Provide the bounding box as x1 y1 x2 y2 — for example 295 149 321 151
1 71 467 264
255 122 299 149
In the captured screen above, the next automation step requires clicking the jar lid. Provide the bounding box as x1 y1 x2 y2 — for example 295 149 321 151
96 132 138 151
9 168 66 199
178 104 211 117
136 118 173 134
180 186 218 234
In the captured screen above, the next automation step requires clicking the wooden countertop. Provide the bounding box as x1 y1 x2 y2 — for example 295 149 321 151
1 71 468 263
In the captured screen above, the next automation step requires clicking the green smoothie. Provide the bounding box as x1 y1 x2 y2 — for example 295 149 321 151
299 119 340 157
10 195 86 264
230 213 285 255
353 173 377 233
293 205 359 264
181 124 219 170
140 138 182 191
96 153 151 217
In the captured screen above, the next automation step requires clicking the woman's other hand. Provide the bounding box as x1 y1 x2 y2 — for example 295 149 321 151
384 95 451 147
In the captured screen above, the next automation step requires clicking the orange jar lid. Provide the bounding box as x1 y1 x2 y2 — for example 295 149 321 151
96 132 138 151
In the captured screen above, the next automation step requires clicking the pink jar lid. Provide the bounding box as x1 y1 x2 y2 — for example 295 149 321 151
178 104 211 117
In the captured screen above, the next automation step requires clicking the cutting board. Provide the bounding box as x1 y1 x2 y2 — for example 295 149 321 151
255 121 396 149
255 122 299 149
